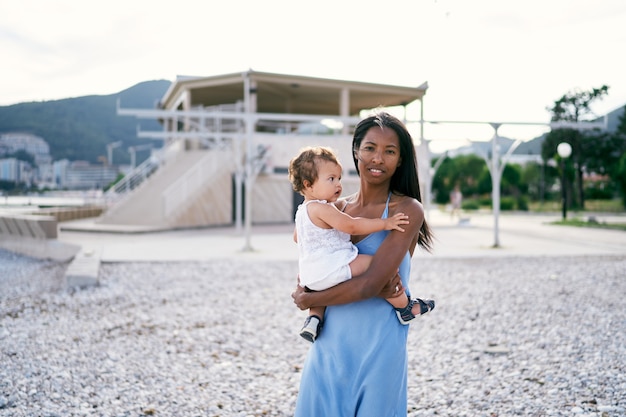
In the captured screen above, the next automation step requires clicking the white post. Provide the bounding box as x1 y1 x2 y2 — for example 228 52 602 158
129 147 136 169
234 140 243 232
418 97 432 219
242 74 254 251
557 142 572 220
490 123 501 248
340 88 350 136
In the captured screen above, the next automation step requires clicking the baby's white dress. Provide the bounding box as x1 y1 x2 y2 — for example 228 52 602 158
295 200 359 291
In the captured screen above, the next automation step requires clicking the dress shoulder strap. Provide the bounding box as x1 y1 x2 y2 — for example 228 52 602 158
381 192 392 219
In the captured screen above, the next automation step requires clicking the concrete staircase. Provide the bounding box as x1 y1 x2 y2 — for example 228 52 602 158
97 149 233 228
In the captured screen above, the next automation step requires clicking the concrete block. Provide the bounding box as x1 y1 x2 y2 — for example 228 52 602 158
0 218 10 235
14 218 34 238
4 217 20 235
0 235 80 262
0 214 57 239
65 247 101 289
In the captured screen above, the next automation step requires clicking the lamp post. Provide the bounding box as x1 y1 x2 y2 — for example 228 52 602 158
557 142 572 220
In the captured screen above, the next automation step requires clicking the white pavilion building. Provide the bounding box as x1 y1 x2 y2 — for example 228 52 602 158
97 70 428 232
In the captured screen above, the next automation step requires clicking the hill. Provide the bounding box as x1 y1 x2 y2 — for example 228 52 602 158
514 104 626 156
448 104 626 158
0 80 171 164
2 80 623 166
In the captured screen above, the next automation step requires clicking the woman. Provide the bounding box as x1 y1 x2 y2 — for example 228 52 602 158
291 112 434 416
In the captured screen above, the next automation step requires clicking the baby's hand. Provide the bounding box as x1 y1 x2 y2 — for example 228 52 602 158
385 212 409 232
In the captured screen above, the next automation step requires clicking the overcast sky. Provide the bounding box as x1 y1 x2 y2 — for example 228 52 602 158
2 0 625 146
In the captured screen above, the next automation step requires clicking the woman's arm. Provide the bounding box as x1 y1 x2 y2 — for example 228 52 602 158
292 197 424 310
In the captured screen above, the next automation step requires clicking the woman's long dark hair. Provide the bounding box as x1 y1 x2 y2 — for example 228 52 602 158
352 112 433 251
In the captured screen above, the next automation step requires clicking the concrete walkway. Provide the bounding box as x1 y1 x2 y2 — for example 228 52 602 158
57 210 626 263
52 210 625 289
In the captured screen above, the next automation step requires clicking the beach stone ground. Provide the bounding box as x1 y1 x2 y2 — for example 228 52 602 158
1 249 624 416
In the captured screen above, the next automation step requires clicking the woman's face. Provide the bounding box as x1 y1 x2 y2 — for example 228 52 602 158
354 126 402 184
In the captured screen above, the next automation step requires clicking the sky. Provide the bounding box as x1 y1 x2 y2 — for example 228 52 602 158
1 0 625 150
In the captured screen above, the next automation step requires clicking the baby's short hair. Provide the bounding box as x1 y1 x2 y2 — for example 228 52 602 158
288 146 341 193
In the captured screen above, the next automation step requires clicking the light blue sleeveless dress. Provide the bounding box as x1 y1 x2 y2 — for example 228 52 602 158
295 195 411 417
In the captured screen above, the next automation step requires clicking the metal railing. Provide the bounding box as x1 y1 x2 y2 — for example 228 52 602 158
105 140 183 202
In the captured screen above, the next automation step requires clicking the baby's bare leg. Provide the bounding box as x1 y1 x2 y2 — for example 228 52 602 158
349 254 373 277
350 254 408 308
308 305 325 320
387 292 410 309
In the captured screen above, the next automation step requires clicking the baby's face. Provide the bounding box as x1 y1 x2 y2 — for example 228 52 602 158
309 160 343 202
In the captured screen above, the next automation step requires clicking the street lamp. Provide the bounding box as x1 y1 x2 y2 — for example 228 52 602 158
557 142 572 220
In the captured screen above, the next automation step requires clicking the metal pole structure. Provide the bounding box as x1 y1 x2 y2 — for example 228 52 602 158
410 116 608 248
234 141 243 232
130 147 136 169
557 142 572 220
489 123 501 248
106 141 122 166
561 159 567 220
115 100 607 250
242 74 254 251
417 97 434 220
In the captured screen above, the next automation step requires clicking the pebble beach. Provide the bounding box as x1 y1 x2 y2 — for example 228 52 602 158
1 249 625 417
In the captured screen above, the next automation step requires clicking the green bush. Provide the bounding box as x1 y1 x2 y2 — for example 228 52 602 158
461 200 480 210
585 182 615 200
500 197 516 211
478 196 492 207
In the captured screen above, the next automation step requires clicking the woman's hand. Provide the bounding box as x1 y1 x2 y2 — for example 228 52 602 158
379 271 404 299
292 277 309 310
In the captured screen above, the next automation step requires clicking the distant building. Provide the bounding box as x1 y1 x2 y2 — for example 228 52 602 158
0 132 54 187
63 161 119 190
0 132 52 166
53 159 70 187
0 133 121 190
0 157 33 185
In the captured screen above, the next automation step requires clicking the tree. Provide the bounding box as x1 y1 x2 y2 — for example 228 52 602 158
617 153 626 207
614 107 626 206
618 106 626 136
521 161 546 202
543 85 610 208
431 154 487 204
501 163 523 196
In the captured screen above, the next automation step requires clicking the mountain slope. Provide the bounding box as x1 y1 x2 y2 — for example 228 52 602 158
0 80 171 164
514 104 626 156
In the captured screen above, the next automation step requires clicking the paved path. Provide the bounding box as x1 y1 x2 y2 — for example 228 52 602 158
57 211 626 263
